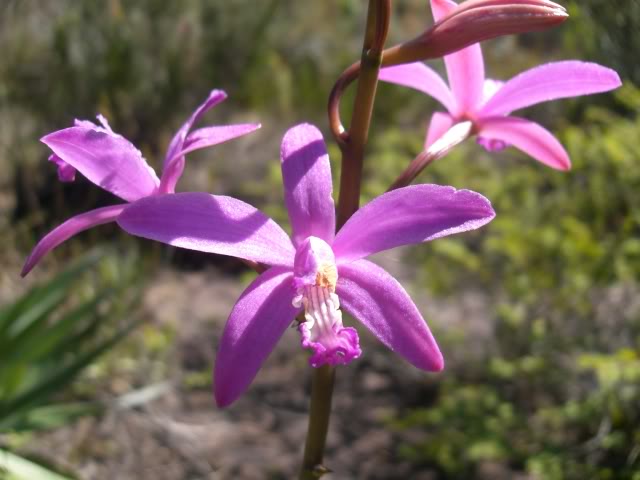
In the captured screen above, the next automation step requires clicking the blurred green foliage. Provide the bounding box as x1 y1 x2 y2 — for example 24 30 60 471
0 250 142 479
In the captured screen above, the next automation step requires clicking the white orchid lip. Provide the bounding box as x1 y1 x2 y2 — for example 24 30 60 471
292 237 362 367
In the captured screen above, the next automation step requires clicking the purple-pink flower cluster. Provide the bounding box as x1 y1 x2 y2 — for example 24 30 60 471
23 0 621 408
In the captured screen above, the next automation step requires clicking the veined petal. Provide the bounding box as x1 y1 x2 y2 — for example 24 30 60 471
476 116 570 170
160 90 228 193
425 111 455 148
21 204 127 276
431 0 486 114
281 124 336 246
337 260 443 371
333 184 495 263
214 267 299 407
41 127 159 202
480 61 622 116
117 192 295 267
378 63 455 113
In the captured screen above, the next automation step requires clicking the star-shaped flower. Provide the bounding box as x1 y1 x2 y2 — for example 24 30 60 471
379 0 621 170
117 123 496 407
22 90 260 276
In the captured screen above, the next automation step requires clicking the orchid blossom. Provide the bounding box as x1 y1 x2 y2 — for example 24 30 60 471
116 123 496 407
378 0 621 171
22 90 260 276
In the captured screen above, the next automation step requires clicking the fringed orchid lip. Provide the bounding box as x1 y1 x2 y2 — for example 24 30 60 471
292 237 361 367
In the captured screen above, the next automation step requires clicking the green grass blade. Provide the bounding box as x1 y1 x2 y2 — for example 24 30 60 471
0 448 74 480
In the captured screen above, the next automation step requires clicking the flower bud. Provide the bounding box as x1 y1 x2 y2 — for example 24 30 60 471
383 0 568 67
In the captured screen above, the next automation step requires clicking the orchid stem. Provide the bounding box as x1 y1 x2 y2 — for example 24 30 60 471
335 0 391 229
299 365 336 479
298 2 391 478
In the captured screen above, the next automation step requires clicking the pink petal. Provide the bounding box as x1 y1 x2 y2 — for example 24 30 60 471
160 123 261 194
179 123 261 157
425 111 455 148
214 267 299 407
480 61 622 116
21 204 127 276
337 259 443 371
41 127 159 202
117 192 295 267
333 184 495 263
280 124 336 246
48 154 76 182
378 63 455 113
476 116 570 170
160 90 227 193
430 0 486 115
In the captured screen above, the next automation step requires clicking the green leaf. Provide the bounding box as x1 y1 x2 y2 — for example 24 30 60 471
0 448 74 480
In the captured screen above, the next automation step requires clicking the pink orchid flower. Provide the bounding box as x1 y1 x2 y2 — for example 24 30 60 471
379 0 621 170
117 123 496 407
22 90 260 276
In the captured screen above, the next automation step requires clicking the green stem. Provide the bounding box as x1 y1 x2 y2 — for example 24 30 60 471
298 365 336 479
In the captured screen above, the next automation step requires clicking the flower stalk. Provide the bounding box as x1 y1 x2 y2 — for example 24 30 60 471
301 1 391 477
335 0 391 229
299 365 336 480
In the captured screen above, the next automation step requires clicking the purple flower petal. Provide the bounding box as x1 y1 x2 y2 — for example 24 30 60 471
378 63 456 113
333 184 495 263
160 90 227 193
179 123 261 157
161 123 261 194
480 61 622 116
21 204 127 276
425 111 455 148
476 116 571 170
214 267 299 407
117 192 296 267
337 259 443 371
430 0 485 114
48 154 76 182
280 124 336 246
41 127 159 202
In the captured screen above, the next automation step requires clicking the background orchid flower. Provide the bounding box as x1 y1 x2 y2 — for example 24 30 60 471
117 123 496 407
378 0 621 171
22 90 260 276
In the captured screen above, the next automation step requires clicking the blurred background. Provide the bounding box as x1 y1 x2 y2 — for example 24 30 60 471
1 0 639 479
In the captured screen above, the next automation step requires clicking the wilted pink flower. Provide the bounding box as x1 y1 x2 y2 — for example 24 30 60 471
22 90 260 276
379 0 621 170
117 123 496 407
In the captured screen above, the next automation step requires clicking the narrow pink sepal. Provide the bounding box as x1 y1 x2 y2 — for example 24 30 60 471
179 123 261 157
21 204 127 276
476 116 571 170
117 192 296 267
41 127 159 202
280 124 336 246
333 184 495 264
214 267 299 407
378 63 456 113
480 61 623 116
425 111 455 148
430 0 486 114
337 259 444 371
160 90 227 193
